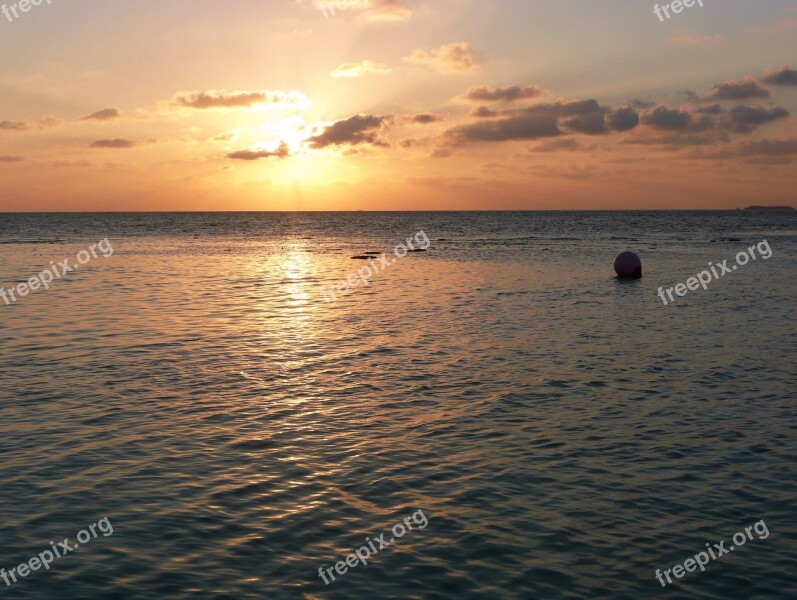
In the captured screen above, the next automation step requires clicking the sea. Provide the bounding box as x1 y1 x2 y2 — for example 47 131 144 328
0 211 795 599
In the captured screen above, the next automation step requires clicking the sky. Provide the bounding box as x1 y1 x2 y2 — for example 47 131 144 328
0 0 796 211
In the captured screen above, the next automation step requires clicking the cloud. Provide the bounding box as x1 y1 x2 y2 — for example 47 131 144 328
608 107 641 132
762 65 797 86
446 98 639 144
724 105 789 133
639 100 788 136
696 103 723 114
0 155 26 162
410 113 441 124
530 139 583 152
0 116 63 131
704 76 770 100
367 0 412 21
306 114 390 148
630 99 656 109
463 85 541 103
445 114 562 142
91 138 137 148
735 138 797 156
53 160 92 167
666 29 726 47
623 133 730 148
171 89 310 110
331 60 391 78
79 107 123 121
688 137 797 162
208 130 241 143
473 106 499 118
642 105 712 132
227 142 291 160
317 0 411 21
403 42 478 74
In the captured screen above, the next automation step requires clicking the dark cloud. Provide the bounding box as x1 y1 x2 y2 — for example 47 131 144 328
564 112 608 134
464 85 541 102
91 139 137 148
762 65 797 86
630 99 656 109
306 114 390 148
608 107 640 132
554 100 611 134
642 105 712 132
227 142 290 160
704 77 770 100
696 103 722 115
445 114 561 142
0 155 26 162
411 113 440 124
725 105 789 133
472 106 499 118
447 98 638 143
79 108 122 121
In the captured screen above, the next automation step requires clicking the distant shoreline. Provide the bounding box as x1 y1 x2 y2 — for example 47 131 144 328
741 206 796 211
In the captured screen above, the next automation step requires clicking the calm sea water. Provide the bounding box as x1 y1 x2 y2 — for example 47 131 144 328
0 211 795 599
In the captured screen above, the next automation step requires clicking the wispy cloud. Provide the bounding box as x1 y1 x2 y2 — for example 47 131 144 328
91 138 138 149
403 42 478 74
666 29 726 47
79 108 123 122
331 60 392 78
0 116 64 131
170 89 310 110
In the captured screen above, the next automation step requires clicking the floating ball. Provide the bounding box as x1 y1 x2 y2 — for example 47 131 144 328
614 251 642 279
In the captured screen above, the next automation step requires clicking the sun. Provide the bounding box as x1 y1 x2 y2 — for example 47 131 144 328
257 116 311 155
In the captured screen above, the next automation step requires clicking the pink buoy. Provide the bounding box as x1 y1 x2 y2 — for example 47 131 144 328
614 251 642 279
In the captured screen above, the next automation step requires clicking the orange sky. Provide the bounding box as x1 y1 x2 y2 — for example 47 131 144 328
1 0 796 210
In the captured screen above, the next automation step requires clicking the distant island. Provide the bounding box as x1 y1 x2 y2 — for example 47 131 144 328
741 205 795 211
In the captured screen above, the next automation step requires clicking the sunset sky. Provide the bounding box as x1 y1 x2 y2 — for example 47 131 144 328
1 0 796 211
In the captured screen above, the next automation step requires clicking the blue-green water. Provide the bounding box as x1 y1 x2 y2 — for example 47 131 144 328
0 211 795 599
